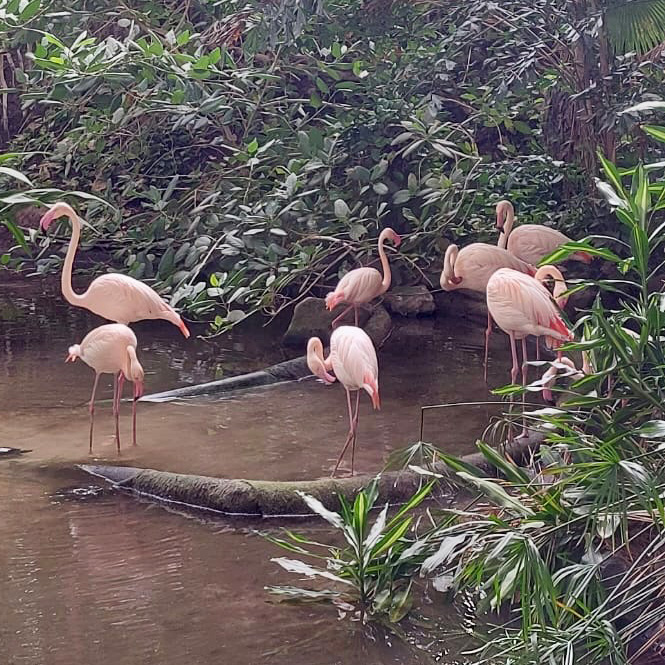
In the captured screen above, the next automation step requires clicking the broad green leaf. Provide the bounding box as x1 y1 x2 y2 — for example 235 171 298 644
643 125 665 145
0 166 32 186
456 472 534 517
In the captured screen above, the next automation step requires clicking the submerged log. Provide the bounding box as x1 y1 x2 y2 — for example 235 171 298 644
80 432 544 517
141 355 311 402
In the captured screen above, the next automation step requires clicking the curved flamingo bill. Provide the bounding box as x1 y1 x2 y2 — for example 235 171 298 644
39 209 57 231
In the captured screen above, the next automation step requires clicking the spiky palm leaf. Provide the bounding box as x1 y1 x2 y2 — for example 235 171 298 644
605 0 665 55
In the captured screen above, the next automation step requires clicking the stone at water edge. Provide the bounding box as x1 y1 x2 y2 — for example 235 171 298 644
282 296 371 346
382 285 435 317
364 304 393 347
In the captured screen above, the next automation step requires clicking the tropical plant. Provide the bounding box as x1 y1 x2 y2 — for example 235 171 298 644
266 478 435 623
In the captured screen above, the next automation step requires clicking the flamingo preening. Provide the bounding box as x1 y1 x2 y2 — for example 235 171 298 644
40 201 190 337
496 200 593 266
439 242 536 381
66 323 145 454
325 227 401 327
486 266 574 389
306 326 380 477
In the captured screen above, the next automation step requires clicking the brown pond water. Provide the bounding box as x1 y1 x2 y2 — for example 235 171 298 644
0 276 515 664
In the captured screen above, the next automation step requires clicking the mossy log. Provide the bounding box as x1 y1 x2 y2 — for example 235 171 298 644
80 431 544 517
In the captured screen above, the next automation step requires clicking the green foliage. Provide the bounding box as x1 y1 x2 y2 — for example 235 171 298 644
2 0 599 329
266 478 434 623
413 147 665 663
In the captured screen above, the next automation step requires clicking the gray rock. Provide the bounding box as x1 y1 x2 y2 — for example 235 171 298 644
383 285 435 317
434 289 488 324
364 304 393 347
282 296 370 346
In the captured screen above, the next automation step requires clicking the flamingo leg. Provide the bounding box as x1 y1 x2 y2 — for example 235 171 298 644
132 383 139 447
483 311 492 383
521 337 528 436
114 372 125 454
509 332 519 385
354 306 358 327
507 332 520 443
350 390 360 476
88 373 101 455
535 338 540 362
332 389 357 478
331 304 353 329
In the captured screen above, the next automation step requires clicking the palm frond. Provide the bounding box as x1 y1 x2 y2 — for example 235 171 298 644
605 0 665 55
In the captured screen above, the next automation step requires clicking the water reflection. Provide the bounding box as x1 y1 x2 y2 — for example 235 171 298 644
0 276 510 664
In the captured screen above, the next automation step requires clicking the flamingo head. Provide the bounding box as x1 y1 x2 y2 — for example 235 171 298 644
65 344 81 363
125 346 145 398
362 373 380 410
495 200 513 230
40 201 77 232
325 291 344 312
306 337 335 384
388 228 402 247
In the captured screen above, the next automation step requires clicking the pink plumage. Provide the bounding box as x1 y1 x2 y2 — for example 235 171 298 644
496 200 592 265
440 242 536 381
40 202 190 337
486 268 573 346
67 323 145 454
325 228 401 327
307 326 380 476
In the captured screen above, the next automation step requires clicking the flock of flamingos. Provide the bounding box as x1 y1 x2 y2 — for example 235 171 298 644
39 198 591 476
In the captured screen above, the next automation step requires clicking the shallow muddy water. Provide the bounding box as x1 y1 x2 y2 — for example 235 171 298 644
0 276 514 664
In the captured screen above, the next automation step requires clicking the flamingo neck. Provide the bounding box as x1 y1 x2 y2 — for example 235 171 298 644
377 229 392 294
61 211 86 306
535 266 567 308
442 245 461 286
497 202 514 250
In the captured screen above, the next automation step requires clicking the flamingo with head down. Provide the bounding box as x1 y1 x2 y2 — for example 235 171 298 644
325 227 401 327
486 265 574 390
440 242 536 381
307 326 380 477
496 200 593 266
67 323 145 454
40 201 190 337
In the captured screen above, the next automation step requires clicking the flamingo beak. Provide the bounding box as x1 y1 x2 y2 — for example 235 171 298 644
542 387 554 405
579 251 593 264
392 232 402 247
134 381 145 399
40 209 56 232
179 319 191 338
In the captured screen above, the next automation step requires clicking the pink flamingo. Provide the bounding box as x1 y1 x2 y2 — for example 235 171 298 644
496 200 592 266
440 242 536 381
40 202 190 337
325 228 401 327
306 326 380 477
486 266 574 390
66 323 145 454
530 264 569 361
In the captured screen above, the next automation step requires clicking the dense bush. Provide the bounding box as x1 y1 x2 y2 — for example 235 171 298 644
1 0 664 331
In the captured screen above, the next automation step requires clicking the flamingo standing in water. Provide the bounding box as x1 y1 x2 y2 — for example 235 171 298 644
440 243 536 381
67 323 145 454
306 326 380 477
40 201 190 337
486 266 574 389
496 200 593 266
325 227 401 327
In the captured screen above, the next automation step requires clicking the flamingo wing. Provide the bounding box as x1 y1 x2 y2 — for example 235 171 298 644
85 274 182 326
330 326 379 388
457 244 535 292
507 225 570 265
331 267 383 305
78 324 137 373
487 269 572 341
